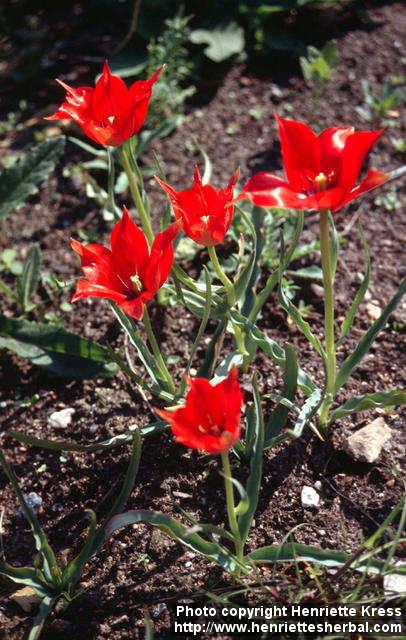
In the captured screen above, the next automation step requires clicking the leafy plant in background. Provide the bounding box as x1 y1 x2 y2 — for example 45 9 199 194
356 77 406 124
300 41 338 91
0 432 141 640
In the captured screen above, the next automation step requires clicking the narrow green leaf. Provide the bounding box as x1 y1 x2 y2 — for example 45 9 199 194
8 422 164 452
278 234 325 359
229 309 317 395
91 430 142 555
337 227 370 345
106 510 248 575
197 319 227 379
279 280 325 359
0 136 65 220
111 305 169 390
248 541 406 575
239 206 263 316
212 350 243 383
264 344 298 448
290 388 322 438
0 315 118 379
335 278 406 393
62 510 97 587
27 596 56 640
181 267 212 391
286 265 323 280
328 389 406 424
0 452 59 585
238 377 264 545
17 244 41 312
0 562 50 598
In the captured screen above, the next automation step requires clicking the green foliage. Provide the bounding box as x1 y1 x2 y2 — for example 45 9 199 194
0 136 65 220
190 21 245 62
0 315 118 379
145 12 195 133
16 244 42 313
356 78 406 122
300 41 338 87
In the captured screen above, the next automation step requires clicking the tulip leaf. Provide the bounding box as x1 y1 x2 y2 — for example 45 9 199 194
290 387 323 438
0 315 118 379
28 595 56 640
0 562 50 598
278 277 325 359
286 265 323 280
335 278 406 393
62 510 97 588
278 233 325 359
111 304 171 391
189 22 245 63
0 136 65 220
239 206 264 316
16 244 42 313
337 227 371 346
328 389 406 424
106 510 248 575
248 542 406 575
264 344 298 448
212 350 243 383
181 267 212 391
0 451 59 586
197 318 227 379
229 309 317 395
8 421 165 453
238 376 264 545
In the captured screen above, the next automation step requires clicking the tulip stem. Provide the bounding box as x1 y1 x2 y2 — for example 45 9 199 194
208 246 236 306
319 210 336 427
119 145 154 247
221 451 244 574
143 306 175 395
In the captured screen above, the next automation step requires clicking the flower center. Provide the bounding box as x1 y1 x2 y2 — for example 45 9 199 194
198 423 222 436
130 273 142 293
201 215 210 226
314 172 329 191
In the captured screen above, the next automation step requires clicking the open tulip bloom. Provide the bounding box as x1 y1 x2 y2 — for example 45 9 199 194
156 367 243 454
241 115 388 211
71 207 179 320
156 166 240 247
46 61 162 147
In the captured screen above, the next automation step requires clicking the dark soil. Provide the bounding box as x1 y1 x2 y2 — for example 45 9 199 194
0 2 405 638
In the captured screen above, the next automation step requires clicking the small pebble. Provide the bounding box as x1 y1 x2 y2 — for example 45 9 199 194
152 603 167 618
18 492 42 517
48 407 75 429
301 486 320 508
383 562 406 595
311 284 324 299
366 302 382 321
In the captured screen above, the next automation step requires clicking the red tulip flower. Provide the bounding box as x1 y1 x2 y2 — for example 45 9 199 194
155 166 240 246
241 115 388 211
71 208 179 320
156 368 243 453
46 61 162 146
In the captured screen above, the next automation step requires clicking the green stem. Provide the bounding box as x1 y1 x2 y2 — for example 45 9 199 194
208 245 235 306
208 245 247 359
221 451 244 574
319 210 336 426
119 145 154 246
142 306 175 395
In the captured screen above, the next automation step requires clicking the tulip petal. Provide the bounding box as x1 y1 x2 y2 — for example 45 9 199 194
110 207 149 286
242 172 309 209
338 169 388 210
276 115 320 191
318 126 354 177
71 280 127 304
119 296 145 321
71 239 124 291
338 129 384 192
144 221 179 294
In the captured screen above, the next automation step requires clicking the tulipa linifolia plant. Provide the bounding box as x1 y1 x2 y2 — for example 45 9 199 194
2 57 406 636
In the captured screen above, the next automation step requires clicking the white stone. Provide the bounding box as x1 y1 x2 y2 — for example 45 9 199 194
17 492 42 517
383 562 406 595
301 486 320 508
48 407 75 429
366 302 382 321
346 417 391 463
